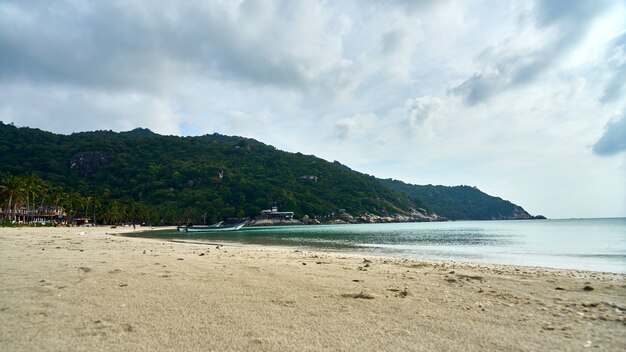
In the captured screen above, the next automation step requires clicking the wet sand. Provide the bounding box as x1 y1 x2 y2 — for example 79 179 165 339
0 226 624 351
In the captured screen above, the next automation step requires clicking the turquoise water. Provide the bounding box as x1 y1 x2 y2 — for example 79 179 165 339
134 218 626 273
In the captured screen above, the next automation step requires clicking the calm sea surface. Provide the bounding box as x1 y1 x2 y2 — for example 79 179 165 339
134 218 626 273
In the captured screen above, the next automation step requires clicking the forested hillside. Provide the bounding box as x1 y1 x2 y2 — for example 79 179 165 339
0 122 536 224
0 123 424 223
379 179 534 220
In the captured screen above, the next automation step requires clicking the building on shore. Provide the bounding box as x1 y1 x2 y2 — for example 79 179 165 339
258 206 294 220
1 206 66 225
1 207 96 226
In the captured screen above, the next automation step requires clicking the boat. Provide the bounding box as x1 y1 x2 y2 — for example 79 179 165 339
179 221 246 233
177 222 221 232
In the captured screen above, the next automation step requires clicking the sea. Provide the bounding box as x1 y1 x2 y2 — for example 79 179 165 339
134 218 626 273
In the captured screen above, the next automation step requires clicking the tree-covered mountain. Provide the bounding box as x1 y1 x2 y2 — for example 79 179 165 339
379 179 535 220
0 122 537 223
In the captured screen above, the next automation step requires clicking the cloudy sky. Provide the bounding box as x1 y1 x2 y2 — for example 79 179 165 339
1 0 625 218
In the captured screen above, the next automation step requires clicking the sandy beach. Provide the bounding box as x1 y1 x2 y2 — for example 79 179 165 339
0 226 624 351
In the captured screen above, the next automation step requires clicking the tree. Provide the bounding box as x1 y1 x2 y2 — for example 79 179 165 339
23 174 48 223
0 175 26 222
91 196 102 225
103 200 126 225
60 192 83 225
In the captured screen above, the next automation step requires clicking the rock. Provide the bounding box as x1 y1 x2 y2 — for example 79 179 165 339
68 151 110 176
354 292 375 299
199 253 205 256
457 274 483 281
583 285 594 291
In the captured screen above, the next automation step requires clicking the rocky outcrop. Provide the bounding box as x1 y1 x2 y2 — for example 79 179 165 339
298 175 318 182
69 152 109 176
510 206 533 220
246 218 304 226
355 209 444 223
488 206 535 220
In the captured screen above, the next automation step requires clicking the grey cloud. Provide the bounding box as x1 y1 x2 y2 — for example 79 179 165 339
448 73 494 106
333 123 350 140
593 113 626 156
380 30 405 55
381 0 443 14
600 33 626 104
0 1 351 93
404 96 440 128
450 0 614 105
0 1 185 92
332 113 377 141
535 0 606 27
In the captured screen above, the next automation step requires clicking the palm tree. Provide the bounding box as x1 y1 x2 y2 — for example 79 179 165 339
0 175 27 222
49 186 65 208
46 186 66 224
23 175 44 223
83 196 92 225
104 200 126 225
60 192 81 225
37 179 51 211
91 196 102 226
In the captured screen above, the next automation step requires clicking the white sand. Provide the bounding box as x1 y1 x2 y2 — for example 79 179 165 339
1 226 624 351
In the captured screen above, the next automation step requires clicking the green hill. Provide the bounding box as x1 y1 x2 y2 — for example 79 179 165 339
379 179 533 220
0 122 536 223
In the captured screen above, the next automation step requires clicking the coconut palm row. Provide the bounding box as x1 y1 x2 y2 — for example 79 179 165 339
0 174 101 225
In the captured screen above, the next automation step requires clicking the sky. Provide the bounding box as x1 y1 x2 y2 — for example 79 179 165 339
1 0 625 218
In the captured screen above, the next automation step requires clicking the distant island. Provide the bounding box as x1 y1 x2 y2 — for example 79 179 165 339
0 122 544 226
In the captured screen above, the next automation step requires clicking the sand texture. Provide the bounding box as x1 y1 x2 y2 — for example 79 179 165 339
0 227 624 351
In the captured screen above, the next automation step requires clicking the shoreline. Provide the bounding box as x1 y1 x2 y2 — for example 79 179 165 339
127 222 626 275
153 236 626 276
1 227 624 351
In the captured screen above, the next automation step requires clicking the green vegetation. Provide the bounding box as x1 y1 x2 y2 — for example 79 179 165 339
0 174 123 226
379 179 531 220
0 122 533 224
